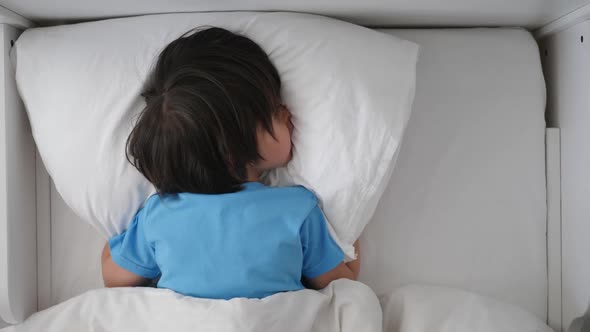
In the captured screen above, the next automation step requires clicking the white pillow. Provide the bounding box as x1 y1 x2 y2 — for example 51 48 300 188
14 12 418 258
381 285 553 332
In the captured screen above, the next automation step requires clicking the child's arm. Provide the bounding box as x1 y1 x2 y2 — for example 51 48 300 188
101 242 151 287
305 241 361 290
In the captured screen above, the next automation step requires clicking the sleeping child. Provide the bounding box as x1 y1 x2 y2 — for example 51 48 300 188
101 27 360 299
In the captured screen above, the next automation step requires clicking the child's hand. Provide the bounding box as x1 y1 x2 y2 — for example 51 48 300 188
346 240 361 280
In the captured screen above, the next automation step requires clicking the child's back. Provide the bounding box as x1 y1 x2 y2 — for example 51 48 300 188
109 183 343 299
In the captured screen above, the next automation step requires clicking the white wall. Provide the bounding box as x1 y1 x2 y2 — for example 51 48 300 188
540 20 590 331
0 0 586 28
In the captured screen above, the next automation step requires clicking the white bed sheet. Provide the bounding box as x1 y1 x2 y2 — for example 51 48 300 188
47 28 547 320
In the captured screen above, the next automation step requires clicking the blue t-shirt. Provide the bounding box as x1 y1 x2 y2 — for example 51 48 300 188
108 182 343 300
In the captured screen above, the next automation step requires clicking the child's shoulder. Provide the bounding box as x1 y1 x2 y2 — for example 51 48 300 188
143 192 161 208
272 184 316 198
258 184 319 211
132 193 161 219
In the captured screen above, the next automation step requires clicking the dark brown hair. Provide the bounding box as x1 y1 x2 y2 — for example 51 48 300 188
126 27 281 194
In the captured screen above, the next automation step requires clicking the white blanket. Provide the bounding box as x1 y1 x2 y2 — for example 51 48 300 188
3 280 381 332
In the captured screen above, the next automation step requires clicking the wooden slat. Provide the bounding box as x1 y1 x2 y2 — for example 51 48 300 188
546 128 562 332
0 24 37 324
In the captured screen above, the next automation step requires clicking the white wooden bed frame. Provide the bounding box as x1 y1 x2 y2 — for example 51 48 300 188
0 23 37 326
1 4 587 330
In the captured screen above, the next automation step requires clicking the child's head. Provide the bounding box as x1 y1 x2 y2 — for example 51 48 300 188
126 27 293 195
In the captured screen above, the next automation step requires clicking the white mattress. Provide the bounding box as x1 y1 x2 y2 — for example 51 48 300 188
360 28 547 318
47 28 547 319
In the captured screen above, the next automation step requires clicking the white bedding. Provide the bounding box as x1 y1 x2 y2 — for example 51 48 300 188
45 28 546 321
2 280 381 332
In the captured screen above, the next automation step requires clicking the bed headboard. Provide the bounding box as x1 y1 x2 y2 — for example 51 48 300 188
0 0 585 29
0 23 37 324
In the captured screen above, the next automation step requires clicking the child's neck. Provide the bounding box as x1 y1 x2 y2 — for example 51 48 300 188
246 166 262 183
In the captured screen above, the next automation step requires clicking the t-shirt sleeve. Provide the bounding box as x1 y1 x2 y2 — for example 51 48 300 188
300 204 345 279
108 208 160 279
